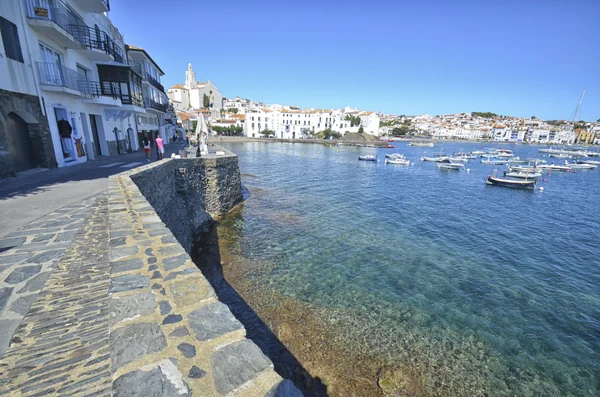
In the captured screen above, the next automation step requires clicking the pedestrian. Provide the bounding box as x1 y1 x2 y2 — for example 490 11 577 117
155 135 164 160
142 137 151 161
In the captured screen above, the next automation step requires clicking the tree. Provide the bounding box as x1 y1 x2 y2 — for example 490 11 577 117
392 126 409 136
203 94 210 109
358 126 364 134
211 125 244 136
227 108 238 114
344 115 361 127
191 120 198 132
471 112 497 118
531 116 537 120
261 129 275 137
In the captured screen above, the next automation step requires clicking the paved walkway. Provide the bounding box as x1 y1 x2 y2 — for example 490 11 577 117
0 143 188 240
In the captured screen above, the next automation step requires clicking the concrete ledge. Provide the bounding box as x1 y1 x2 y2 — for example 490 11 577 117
107 155 302 396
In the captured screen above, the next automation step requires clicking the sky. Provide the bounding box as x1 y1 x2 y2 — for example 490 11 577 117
109 0 600 121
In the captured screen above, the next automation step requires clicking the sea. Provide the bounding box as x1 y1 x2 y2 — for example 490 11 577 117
217 141 599 397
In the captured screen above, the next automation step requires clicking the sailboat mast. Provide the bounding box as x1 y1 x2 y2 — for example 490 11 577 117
573 89 585 123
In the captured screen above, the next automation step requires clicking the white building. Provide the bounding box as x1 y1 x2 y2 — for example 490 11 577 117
0 0 170 177
243 106 380 138
167 63 223 112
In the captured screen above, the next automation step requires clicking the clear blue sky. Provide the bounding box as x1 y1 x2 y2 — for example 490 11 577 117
110 0 599 121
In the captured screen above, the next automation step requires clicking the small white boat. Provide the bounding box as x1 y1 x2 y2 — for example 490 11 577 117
538 164 571 171
421 156 449 162
409 141 434 147
504 170 542 179
505 157 528 164
509 165 540 173
578 159 600 166
448 156 469 163
482 159 509 165
471 150 486 155
438 162 464 170
385 157 410 165
496 152 514 158
567 162 596 170
358 155 376 161
385 153 405 159
549 153 572 159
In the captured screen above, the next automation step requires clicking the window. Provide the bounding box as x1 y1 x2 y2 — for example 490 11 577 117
1 17 24 62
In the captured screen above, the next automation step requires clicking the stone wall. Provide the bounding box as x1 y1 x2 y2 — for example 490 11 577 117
129 149 243 252
0 89 57 177
105 153 301 396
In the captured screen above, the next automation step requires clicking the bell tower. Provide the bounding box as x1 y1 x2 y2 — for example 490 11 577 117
185 63 196 89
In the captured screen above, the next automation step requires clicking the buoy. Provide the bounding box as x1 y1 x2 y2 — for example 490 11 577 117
542 178 547 182
466 168 470 173
573 170 577 173
539 187 544 191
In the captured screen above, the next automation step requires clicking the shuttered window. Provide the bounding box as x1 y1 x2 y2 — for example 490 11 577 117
0 17 24 63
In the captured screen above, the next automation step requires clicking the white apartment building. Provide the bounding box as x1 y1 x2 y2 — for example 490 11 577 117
167 63 223 112
0 0 170 177
243 107 380 138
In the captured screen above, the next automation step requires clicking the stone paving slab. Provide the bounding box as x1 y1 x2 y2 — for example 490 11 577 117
0 196 96 357
0 195 111 396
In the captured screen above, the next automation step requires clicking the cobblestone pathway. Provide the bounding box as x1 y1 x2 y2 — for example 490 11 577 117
0 195 111 396
0 197 96 357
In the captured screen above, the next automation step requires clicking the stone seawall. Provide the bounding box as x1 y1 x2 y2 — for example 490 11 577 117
129 148 243 252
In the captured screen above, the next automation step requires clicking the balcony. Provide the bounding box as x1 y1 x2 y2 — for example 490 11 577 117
25 0 87 49
97 64 146 113
84 81 122 107
69 25 123 63
36 62 97 98
145 73 165 93
145 98 168 113
71 0 109 13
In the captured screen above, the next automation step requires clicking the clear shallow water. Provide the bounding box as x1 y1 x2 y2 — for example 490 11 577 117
221 141 599 396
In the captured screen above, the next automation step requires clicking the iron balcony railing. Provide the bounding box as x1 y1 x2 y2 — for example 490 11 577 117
145 73 165 93
26 0 123 62
89 80 121 99
36 62 98 97
26 0 87 39
145 98 168 112
98 81 144 107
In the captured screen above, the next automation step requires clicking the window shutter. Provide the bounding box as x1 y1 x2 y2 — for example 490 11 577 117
0 17 24 63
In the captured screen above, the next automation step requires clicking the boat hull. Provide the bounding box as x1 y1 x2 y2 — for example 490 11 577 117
486 176 536 190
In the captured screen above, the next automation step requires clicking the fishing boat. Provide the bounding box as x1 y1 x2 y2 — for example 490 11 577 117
409 141 434 147
538 164 571 171
504 170 543 179
385 157 410 165
486 171 536 190
358 155 376 161
437 159 464 170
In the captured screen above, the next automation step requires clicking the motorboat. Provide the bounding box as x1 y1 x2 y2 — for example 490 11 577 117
448 156 469 163
437 159 464 170
472 150 487 155
549 153 572 159
409 141 434 147
486 172 537 190
496 152 514 158
505 157 528 164
421 155 449 162
385 157 410 165
567 161 596 170
503 170 542 179
526 158 547 165
385 153 405 159
538 164 571 171
359 155 377 161
481 159 509 165
576 159 600 166
508 165 540 173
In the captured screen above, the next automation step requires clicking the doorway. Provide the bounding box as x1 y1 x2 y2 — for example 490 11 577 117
80 112 95 160
6 112 36 172
89 114 102 157
53 107 76 162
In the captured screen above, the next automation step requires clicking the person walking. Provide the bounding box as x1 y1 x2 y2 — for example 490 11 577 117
142 137 151 161
155 135 164 160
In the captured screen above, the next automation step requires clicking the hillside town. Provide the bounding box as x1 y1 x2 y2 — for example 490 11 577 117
168 67 600 145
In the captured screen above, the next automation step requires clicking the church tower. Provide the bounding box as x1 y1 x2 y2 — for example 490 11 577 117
185 63 197 89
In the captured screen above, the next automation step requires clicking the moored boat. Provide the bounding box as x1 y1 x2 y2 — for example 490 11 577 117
437 160 464 170
567 161 596 170
358 155 376 161
538 164 571 171
385 153 405 159
503 170 543 179
385 157 410 165
409 141 434 147
421 155 449 162
486 174 537 190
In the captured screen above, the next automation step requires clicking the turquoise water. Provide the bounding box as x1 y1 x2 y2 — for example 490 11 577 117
222 141 599 396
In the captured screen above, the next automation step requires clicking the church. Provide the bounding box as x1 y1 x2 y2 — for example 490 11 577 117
167 64 223 112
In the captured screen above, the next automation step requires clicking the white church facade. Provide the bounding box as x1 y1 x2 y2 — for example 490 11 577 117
167 64 223 112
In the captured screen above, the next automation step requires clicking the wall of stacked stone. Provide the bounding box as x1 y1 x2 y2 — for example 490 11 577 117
129 149 243 252
106 155 301 396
